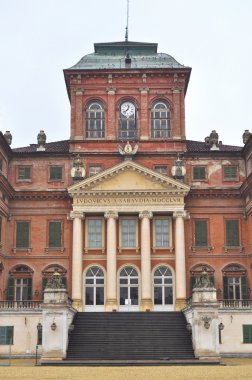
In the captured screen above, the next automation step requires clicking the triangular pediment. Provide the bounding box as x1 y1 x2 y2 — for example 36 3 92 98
68 161 190 196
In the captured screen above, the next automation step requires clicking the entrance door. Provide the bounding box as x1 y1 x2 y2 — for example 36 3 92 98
119 266 139 311
85 266 105 311
153 266 174 311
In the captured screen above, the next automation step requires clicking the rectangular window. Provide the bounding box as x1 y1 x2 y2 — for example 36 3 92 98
154 165 168 175
121 219 136 248
89 165 102 176
194 220 208 247
16 221 30 248
49 221 62 248
18 166 31 180
154 218 170 247
226 219 239 246
193 166 206 180
243 325 252 343
0 326 14 345
87 219 103 248
49 166 62 181
224 166 237 180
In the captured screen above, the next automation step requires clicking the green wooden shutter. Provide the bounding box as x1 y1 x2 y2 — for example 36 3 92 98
195 220 208 246
61 276 67 290
193 167 206 180
241 277 248 299
42 278 48 294
223 276 229 299
7 277 14 301
27 278 32 300
224 166 237 179
226 220 239 246
243 325 252 343
190 276 197 292
6 326 13 344
210 276 215 287
16 221 29 248
49 221 62 247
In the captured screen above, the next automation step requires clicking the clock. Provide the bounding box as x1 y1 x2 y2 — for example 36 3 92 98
121 102 135 118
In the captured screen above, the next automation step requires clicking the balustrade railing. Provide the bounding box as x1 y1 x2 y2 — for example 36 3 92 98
219 299 252 308
0 301 42 309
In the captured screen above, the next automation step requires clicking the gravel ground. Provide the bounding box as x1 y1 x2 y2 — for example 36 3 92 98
0 359 252 380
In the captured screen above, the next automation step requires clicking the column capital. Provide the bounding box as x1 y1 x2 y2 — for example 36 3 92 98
104 210 118 220
70 211 85 220
173 210 190 220
106 87 116 95
139 210 153 220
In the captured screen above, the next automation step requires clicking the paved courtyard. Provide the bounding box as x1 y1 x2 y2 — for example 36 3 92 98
0 359 252 380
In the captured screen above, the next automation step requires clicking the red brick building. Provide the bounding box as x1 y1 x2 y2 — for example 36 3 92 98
0 40 252 314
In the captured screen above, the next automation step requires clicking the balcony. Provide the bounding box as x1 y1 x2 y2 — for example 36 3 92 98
219 299 252 309
0 301 42 310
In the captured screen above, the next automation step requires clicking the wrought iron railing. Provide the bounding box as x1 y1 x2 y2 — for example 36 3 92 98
0 301 42 309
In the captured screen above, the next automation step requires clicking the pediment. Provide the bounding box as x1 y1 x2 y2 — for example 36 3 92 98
68 160 190 196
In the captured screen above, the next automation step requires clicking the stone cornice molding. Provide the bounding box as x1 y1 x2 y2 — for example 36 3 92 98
70 211 85 220
139 210 153 219
104 210 118 220
173 210 190 220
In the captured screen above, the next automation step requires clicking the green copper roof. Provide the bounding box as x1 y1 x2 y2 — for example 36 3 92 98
67 41 188 70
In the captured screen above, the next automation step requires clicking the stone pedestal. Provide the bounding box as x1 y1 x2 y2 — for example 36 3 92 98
189 287 220 360
41 286 76 361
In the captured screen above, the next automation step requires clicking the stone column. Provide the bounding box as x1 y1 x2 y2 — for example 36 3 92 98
70 211 84 311
106 87 116 139
139 87 149 140
173 210 188 310
104 210 118 311
139 210 153 311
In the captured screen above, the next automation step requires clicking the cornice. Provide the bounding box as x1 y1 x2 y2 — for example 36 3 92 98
12 190 70 201
0 173 15 199
187 188 241 199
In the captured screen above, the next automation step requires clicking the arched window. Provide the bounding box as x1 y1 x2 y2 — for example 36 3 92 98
119 266 139 306
85 266 104 307
222 264 248 300
118 101 137 140
7 265 33 301
86 102 105 138
151 101 171 138
153 266 173 307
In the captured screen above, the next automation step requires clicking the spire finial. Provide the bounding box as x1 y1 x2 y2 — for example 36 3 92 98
125 0 129 42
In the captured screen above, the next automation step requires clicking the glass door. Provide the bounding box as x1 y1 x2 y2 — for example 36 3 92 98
153 266 174 311
85 266 105 311
119 266 139 311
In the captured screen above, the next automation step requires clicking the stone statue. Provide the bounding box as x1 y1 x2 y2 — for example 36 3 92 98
195 267 211 288
45 270 64 289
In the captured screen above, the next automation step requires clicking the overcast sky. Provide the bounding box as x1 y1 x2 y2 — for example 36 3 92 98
0 0 251 148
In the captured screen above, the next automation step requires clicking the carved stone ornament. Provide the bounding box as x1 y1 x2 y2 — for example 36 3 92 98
37 130 46 151
71 154 86 180
45 270 65 290
171 155 186 180
118 141 138 160
243 129 252 144
104 210 118 220
4 131 12 145
209 130 219 151
139 210 153 219
195 267 212 289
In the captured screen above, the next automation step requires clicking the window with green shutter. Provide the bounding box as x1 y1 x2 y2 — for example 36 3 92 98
49 221 62 248
194 220 208 246
243 325 252 343
18 166 31 180
16 221 30 248
193 166 206 180
0 326 14 345
49 166 62 181
224 166 237 180
226 219 239 246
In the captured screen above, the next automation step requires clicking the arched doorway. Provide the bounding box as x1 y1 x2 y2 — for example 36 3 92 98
84 266 105 311
119 266 139 311
153 266 174 311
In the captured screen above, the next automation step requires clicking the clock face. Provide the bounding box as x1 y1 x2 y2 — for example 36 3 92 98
121 102 135 118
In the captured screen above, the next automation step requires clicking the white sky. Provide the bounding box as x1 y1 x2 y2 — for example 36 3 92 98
0 0 251 148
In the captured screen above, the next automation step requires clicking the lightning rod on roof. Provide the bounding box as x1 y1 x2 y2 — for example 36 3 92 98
125 0 129 42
